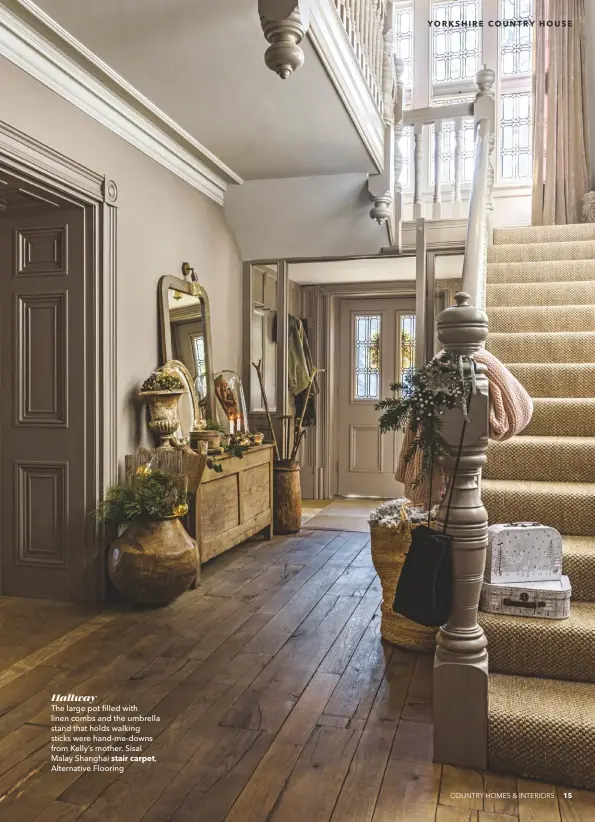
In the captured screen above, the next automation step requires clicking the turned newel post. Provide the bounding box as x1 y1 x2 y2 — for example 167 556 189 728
259 0 310 79
433 292 489 770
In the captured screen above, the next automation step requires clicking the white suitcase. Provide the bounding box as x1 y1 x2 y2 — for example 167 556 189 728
480 576 571 620
485 522 563 584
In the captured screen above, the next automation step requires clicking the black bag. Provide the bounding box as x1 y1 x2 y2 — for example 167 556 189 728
392 404 469 628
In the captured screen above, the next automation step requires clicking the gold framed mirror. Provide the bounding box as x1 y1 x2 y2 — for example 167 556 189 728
159 274 216 422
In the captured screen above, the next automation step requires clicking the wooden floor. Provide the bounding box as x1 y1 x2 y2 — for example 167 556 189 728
1 528 594 822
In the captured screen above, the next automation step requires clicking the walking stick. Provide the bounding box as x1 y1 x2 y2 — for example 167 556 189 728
252 360 281 461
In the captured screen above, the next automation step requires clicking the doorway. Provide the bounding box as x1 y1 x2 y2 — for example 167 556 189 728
336 296 415 497
0 125 117 602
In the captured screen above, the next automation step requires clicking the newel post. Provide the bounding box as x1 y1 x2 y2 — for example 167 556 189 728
433 292 489 770
258 0 310 79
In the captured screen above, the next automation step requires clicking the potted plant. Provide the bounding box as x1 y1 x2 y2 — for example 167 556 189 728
190 419 225 451
139 370 187 448
97 467 199 605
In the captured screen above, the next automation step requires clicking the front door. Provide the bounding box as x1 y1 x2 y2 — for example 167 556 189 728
0 176 88 600
337 297 415 497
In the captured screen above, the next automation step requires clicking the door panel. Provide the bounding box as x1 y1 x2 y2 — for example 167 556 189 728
337 297 415 497
1 206 87 600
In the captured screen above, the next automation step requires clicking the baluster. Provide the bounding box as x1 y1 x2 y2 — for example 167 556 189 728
352 0 362 60
433 120 443 220
365 0 374 77
453 116 463 217
413 122 423 219
434 292 489 770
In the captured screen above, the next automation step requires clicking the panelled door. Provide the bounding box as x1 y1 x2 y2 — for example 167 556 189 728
337 297 416 497
0 192 88 600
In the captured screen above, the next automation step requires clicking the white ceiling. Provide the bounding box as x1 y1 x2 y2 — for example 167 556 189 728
289 254 464 285
33 0 376 181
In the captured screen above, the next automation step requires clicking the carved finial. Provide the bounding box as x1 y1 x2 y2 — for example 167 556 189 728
259 1 309 79
370 193 392 225
437 293 488 354
475 64 495 95
455 291 471 307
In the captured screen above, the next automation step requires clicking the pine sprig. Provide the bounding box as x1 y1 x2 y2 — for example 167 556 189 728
97 468 188 524
375 352 473 488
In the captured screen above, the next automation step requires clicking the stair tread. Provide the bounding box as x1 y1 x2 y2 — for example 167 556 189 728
480 601 595 632
484 478 595 495
487 259 595 286
494 224 595 244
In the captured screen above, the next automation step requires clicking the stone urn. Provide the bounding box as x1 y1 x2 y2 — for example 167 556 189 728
139 389 186 448
107 516 199 605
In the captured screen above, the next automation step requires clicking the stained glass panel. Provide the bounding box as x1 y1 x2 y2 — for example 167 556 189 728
394 4 414 109
192 334 207 399
400 315 416 396
500 91 532 180
354 315 381 400
501 0 533 76
432 1 481 83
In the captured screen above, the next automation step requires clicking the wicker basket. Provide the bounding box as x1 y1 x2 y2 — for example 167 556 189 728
370 504 437 653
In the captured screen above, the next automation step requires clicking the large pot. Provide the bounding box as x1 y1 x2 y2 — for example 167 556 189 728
108 517 199 605
273 459 302 534
139 389 186 448
190 429 221 451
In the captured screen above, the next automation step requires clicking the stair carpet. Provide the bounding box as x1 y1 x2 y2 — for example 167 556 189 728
481 221 595 790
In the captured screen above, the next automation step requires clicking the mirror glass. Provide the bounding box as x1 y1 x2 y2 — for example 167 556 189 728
159 275 215 424
250 263 277 413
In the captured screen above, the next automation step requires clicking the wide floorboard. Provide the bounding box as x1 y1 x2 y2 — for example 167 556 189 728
0 529 593 822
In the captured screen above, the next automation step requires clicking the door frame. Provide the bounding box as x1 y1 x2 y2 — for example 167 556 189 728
0 119 118 602
304 271 462 499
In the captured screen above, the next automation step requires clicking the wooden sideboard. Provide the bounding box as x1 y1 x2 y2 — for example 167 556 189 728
195 444 273 563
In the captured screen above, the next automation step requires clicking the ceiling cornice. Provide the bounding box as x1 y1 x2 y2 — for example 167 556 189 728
0 0 243 205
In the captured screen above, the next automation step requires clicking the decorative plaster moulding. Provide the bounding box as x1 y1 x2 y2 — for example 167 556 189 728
0 0 243 205
307 0 384 171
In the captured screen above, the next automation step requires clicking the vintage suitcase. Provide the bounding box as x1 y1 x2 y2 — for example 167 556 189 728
485 522 563 584
480 576 571 620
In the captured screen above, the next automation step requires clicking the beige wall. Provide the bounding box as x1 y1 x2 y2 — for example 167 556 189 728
0 57 242 461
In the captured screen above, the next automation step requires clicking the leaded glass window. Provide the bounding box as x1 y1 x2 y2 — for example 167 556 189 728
354 315 381 400
400 315 416 397
430 96 475 185
394 3 414 109
432 1 481 83
500 91 532 180
500 0 533 76
192 334 207 399
396 125 413 189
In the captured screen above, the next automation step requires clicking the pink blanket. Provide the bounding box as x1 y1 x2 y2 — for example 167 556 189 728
395 350 533 506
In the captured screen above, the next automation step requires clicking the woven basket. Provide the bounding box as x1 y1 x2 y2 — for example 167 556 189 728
370 505 437 653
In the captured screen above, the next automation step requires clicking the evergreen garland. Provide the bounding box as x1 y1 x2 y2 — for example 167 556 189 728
97 468 188 523
375 352 474 487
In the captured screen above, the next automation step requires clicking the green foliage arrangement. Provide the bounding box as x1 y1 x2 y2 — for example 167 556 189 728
141 371 185 392
97 468 189 524
206 442 249 473
375 352 472 486
204 420 226 432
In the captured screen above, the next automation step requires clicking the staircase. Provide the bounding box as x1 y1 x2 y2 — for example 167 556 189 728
481 222 595 789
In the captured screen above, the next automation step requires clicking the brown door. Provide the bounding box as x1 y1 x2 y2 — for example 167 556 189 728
0 192 88 600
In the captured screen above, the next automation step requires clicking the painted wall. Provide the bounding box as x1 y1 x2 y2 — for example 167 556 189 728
585 0 595 190
0 57 242 463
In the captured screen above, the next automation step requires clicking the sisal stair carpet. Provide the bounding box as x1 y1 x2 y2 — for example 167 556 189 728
482 222 595 790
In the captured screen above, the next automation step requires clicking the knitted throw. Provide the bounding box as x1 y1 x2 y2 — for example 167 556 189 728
395 349 533 506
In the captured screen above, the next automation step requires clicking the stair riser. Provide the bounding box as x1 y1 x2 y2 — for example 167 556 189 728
494 224 595 244
489 306 595 333
488 332 595 364
487 281 595 307
480 615 595 683
488 241 595 263
524 400 595 437
486 440 595 483
484 488 595 537
488 259 595 285
507 364 595 397
564 551 595 602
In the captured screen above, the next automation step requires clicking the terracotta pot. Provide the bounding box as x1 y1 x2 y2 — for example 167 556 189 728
139 389 186 448
190 430 221 451
108 517 199 605
273 459 302 534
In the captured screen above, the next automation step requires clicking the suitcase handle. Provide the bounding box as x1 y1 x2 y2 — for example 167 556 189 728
503 598 547 610
507 522 542 527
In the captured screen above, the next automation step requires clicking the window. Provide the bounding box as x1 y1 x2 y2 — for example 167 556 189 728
397 0 534 188
354 315 381 400
432 1 481 83
192 334 207 399
399 315 416 396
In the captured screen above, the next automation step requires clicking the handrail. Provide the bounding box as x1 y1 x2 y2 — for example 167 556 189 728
461 117 490 307
402 101 473 127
